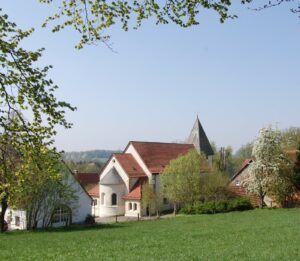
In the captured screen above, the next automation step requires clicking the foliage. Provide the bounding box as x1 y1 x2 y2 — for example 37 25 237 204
293 146 300 189
243 126 284 208
180 197 253 214
213 146 236 176
36 0 300 49
200 171 231 202
269 154 295 207
160 149 207 212
281 127 300 150
39 0 249 49
85 214 95 225
65 160 103 173
0 11 74 232
11 148 78 230
233 142 253 171
141 183 162 216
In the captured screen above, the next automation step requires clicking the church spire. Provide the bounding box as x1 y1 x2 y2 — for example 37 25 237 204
187 117 214 157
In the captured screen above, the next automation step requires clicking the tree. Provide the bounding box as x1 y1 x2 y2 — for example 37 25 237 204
200 170 230 202
35 0 300 49
281 127 300 151
270 155 294 207
243 126 283 208
11 148 78 230
234 142 253 162
0 11 74 232
212 145 237 177
160 149 207 214
292 145 300 189
141 183 162 217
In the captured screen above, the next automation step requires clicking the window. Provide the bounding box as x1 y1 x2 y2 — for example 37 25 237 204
15 216 20 227
111 193 117 206
52 206 71 224
101 193 105 205
93 199 98 206
133 203 137 211
129 203 132 210
235 180 241 186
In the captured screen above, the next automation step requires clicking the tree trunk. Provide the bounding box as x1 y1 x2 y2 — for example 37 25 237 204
259 194 264 209
173 202 177 216
0 198 8 233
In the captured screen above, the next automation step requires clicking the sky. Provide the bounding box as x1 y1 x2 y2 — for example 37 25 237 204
2 1 300 152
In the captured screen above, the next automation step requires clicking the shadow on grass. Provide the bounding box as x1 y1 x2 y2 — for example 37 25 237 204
1 222 126 236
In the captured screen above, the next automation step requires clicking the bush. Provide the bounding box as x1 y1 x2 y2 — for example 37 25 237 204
227 197 253 211
180 197 253 215
85 214 95 225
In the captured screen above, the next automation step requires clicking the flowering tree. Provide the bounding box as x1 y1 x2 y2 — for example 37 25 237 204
243 126 282 208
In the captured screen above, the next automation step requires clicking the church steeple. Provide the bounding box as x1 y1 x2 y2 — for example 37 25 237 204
187 116 214 157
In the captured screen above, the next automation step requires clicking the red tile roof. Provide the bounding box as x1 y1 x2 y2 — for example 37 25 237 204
114 153 147 178
77 173 99 186
123 177 147 200
77 173 100 197
129 141 194 173
87 184 100 197
230 159 253 181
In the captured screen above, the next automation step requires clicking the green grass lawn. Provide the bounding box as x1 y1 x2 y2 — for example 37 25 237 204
1 209 300 260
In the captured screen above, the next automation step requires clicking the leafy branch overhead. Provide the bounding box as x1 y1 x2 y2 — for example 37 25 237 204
0 11 76 148
39 0 299 49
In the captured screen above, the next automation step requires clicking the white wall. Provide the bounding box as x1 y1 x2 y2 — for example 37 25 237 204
5 208 27 230
99 155 130 217
2 171 92 230
125 200 141 217
67 173 92 224
99 184 126 216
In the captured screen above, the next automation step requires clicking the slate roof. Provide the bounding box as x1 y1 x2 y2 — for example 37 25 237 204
114 153 147 178
187 116 214 157
129 141 194 174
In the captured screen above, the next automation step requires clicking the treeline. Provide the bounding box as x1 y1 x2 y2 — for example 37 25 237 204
65 160 103 173
63 150 119 163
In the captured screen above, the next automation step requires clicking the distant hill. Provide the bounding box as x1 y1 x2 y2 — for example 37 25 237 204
63 150 119 163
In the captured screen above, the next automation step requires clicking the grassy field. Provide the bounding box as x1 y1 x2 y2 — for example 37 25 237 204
1 209 300 260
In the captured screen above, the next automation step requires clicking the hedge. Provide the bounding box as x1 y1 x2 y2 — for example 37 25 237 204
180 197 253 215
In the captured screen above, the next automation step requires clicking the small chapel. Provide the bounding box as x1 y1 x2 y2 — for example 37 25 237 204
98 117 214 217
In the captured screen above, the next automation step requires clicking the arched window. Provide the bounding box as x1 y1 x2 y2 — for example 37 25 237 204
133 203 137 211
52 205 72 225
101 193 105 205
111 193 117 206
129 203 132 210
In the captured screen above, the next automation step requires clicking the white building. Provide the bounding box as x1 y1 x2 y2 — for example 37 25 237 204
98 117 214 217
3 167 92 230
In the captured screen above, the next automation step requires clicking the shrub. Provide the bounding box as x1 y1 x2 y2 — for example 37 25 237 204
85 214 95 225
180 197 253 215
227 197 253 211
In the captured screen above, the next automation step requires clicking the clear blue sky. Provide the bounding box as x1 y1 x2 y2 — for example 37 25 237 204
2 1 300 152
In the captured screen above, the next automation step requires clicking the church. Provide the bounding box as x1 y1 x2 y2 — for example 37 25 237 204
97 117 214 217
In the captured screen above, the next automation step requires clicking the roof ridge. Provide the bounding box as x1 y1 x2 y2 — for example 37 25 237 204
130 141 193 145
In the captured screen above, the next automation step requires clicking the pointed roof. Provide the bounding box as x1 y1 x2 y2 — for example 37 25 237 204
187 116 214 156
